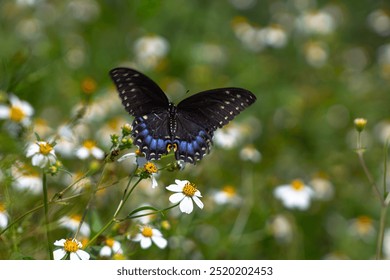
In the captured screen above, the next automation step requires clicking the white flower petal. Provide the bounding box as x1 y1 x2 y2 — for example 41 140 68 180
132 233 143 242
0 212 8 229
117 152 136 162
151 176 158 188
166 184 184 192
53 239 66 246
175 179 188 187
112 241 122 253
151 229 163 237
92 147 105 159
179 196 194 214
152 235 167 249
194 190 202 197
192 196 204 209
140 237 152 249
76 147 89 159
73 250 90 260
26 143 39 157
99 246 112 257
53 249 67 260
0 106 10 119
169 192 185 203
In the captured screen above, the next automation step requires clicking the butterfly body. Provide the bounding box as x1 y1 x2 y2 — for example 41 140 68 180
110 67 256 163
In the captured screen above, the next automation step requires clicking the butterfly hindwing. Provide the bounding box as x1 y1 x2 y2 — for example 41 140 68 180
132 110 172 161
173 112 214 163
109 68 169 116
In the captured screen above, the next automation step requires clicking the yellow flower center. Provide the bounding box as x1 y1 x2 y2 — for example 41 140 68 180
222 185 236 197
83 140 96 150
141 226 153 238
291 179 304 191
144 162 157 174
183 182 197 197
70 214 82 222
38 142 53 155
9 106 25 122
113 253 126 260
81 77 97 94
105 238 115 248
356 215 372 234
108 118 120 130
63 238 80 253
0 203 5 212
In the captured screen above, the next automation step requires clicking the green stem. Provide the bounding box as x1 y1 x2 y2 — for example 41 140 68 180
357 151 384 207
85 176 142 248
376 206 388 259
42 173 53 260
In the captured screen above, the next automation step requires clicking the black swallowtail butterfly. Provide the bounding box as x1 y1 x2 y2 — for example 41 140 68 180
110 67 256 164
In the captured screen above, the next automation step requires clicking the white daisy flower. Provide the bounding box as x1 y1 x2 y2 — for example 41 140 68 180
274 179 314 210
75 140 105 160
26 141 57 168
99 238 123 258
132 225 167 249
0 94 34 126
166 179 204 214
53 238 90 260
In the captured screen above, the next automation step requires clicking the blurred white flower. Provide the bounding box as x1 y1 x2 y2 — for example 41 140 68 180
214 123 243 149
75 140 105 160
132 225 167 249
310 177 334 200
59 215 91 237
274 179 314 210
367 9 390 36
240 145 261 162
348 216 375 241
26 141 57 168
99 238 123 258
304 41 328 68
212 185 241 206
297 10 336 35
166 179 203 214
12 172 42 194
53 238 90 260
268 214 293 243
134 35 169 69
0 94 34 127
258 25 288 48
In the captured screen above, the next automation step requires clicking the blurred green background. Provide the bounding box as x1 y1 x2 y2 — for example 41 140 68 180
1 0 390 260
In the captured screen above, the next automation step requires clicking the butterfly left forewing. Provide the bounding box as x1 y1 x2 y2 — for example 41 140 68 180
109 67 170 116
110 67 172 161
